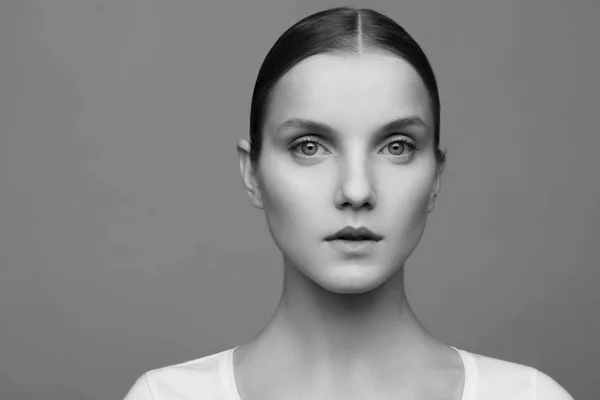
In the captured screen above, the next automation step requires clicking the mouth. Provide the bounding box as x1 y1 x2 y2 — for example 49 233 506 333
324 226 382 254
324 226 383 242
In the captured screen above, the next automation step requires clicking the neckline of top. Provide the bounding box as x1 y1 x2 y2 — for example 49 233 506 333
223 344 476 400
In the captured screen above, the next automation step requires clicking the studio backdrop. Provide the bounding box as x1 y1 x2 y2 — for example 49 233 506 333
0 1 598 399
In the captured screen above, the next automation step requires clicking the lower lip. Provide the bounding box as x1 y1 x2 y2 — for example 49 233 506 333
327 239 379 254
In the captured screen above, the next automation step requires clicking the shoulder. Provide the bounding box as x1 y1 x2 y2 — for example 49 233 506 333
458 348 574 399
536 369 575 400
123 348 234 400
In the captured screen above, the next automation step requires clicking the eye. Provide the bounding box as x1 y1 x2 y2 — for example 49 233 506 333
379 137 419 157
288 137 329 158
288 135 420 159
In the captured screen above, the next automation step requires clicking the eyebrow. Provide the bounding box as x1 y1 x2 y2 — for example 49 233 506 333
277 116 428 141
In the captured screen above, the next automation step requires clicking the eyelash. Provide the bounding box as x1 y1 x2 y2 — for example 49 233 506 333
287 136 420 159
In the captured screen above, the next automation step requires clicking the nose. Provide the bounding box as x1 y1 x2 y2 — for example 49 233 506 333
334 153 376 210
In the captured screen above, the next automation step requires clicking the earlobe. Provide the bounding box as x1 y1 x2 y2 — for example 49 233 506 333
237 139 264 209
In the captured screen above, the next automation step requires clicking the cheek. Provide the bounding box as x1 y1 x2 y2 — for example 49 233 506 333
259 164 324 235
384 169 435 230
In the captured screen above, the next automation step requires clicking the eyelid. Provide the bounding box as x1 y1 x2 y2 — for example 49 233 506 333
382 133 418 145
289 133 418 147
382 134 420 149
288 135 329 148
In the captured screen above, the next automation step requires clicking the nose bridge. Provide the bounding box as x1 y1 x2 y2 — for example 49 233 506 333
337 144 375 208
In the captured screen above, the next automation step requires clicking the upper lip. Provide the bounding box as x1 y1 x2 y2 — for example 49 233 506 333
325 226 383 241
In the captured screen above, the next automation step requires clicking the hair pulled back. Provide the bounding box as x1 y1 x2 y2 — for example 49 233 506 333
249 7 446 172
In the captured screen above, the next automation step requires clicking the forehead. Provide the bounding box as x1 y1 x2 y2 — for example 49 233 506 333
265 51 433 135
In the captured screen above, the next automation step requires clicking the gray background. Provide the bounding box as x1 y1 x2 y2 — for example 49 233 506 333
0 1 598 399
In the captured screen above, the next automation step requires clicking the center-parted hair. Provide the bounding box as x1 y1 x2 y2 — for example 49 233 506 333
249 7 446 172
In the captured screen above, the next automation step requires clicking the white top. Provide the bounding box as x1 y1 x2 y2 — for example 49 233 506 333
123 346 575 399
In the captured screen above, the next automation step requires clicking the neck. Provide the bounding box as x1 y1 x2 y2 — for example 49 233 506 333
245 260 443 373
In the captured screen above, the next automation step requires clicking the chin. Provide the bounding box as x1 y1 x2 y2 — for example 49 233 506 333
315 266 393 295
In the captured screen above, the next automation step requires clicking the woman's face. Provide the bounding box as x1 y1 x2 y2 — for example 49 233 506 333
241 50 440 294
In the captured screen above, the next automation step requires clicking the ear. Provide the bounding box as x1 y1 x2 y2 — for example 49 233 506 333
237 139 264 209
427 168 441 214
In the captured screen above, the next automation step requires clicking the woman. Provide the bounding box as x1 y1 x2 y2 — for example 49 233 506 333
124 7 574 400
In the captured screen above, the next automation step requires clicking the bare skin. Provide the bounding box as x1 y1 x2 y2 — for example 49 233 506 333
231 267 464 400
235 51 463 400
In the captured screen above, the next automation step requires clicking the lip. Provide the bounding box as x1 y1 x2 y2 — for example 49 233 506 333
327 239 379 254
324 226 383 242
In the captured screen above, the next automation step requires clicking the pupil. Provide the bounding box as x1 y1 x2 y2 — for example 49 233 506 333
390 142 405 155
303 143 317 155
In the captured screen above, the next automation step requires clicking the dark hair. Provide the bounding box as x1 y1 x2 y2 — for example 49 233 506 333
249 7 446 172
